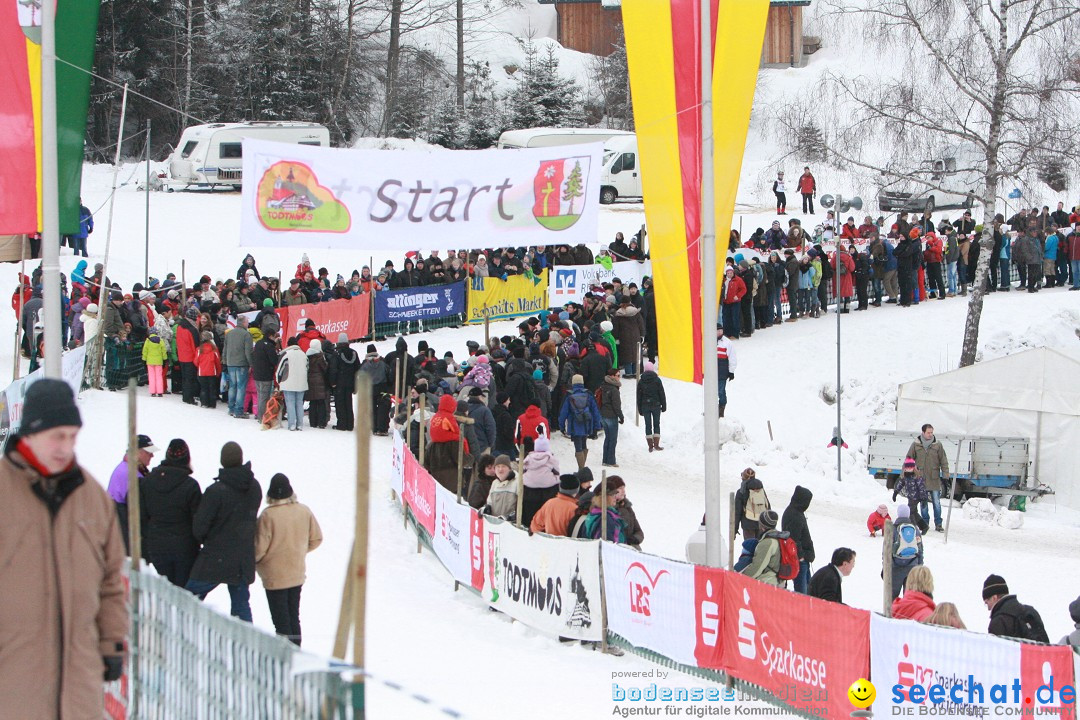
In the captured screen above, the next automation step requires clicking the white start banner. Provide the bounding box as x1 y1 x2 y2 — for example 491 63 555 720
601 542 697 666
548 260 652 304
482 517 602 642
240 139 603 251
432 482 476 588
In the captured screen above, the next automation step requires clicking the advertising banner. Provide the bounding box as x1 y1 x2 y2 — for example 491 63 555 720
601 543 697 666
548 260 652 304
402 451 435 536
482 518 602 641
432 483 475 587
390 429 405 498
241 140 602 251
720 571 870 719
869 614 1018 718
466 272 549 324
0 346 86 450
374 281 466 323
280 295 370 341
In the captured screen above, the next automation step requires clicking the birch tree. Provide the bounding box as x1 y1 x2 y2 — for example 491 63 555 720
817 0 1080 367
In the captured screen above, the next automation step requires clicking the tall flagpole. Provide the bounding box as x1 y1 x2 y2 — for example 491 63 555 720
701 0 722 566
40 0 62 377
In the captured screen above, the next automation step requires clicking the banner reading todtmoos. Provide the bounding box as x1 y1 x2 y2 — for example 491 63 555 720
240 140 603 251
374 281 466 323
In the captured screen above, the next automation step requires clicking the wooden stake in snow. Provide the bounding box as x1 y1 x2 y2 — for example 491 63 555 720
882 519 894 617
515 444 525 528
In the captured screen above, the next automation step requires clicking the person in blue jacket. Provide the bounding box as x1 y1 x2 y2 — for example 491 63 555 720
559 373 601 471
70 202 93 257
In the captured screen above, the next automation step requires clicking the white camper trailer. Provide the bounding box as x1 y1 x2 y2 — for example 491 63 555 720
165 121 330 190
496 127 642 204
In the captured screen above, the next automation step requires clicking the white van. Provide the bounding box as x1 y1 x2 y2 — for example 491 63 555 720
165 121 330 190
496 127 642 204
878 154 981 214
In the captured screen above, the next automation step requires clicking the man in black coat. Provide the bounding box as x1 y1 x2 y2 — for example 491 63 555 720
251 329 280 422
503 352 537 418
491 391 517 459
983 574 1049 642
184 442 262 621
140 439 202 588
782 485 815 595
328 333 360 431
579 343 609 392
383 336 416 390
808 547 855 605
359 343 393 435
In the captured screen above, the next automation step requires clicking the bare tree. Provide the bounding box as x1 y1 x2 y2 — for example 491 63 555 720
815 0 1080 367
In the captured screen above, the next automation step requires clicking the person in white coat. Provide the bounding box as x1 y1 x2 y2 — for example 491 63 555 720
275 339 309 431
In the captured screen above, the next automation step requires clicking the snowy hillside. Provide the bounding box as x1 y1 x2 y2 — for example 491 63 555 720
4 164 1080 715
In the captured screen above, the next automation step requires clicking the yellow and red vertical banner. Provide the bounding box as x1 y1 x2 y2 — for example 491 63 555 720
0 0 101 235
623 0 769 383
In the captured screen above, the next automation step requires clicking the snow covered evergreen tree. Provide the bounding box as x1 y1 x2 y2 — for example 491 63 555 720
505 40 584 130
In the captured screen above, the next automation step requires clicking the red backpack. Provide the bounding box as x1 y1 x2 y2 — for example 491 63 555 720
775 535 800 581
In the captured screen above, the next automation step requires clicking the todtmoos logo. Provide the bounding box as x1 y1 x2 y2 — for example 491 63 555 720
257 162 351 233
533 157 590 231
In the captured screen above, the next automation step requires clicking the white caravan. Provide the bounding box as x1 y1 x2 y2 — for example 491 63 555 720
165 121 330 189
497 127 642 204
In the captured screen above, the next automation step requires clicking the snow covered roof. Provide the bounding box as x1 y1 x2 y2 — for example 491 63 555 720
898 347 1080 416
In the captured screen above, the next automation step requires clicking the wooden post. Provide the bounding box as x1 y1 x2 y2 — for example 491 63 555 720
393 358 402 421
418 392 426 467
456 431 466 504
332 543 355 660
943 437 964 544
515 444 524 528
352 372 370 698
483 304 490 348
600 469 608 543
126 378 142 567
727 491 737 571
405 388 413 454
634 340 641 427
882 519 894 616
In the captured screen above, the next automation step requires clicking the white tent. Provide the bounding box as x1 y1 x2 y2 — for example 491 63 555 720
896 347 1080 508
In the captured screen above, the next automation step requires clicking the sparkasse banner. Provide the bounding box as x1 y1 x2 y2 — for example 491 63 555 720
240 139 603 250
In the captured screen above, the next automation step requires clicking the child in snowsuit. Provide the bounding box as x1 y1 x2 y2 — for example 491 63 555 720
141 331 168 397
196 332 221 408
867 504 891 537
892 458 930 533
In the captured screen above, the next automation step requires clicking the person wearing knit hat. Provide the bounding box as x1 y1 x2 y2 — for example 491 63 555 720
892 458 929 533
637 357 667 451
1059 597 1080 647
140 439 201 587
485 455 518 519
560 368 602 470
358 341 392 436
106 433 158 553
529 474 581 536
255 473 323 646
0 378 130 711
741 510 786 587
889 503 923 600
305 339 330 428
185 441 262 621
330 333 360 432
982 574 1047 641
867 503 891 537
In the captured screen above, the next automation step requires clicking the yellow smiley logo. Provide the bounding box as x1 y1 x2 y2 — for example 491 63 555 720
848 678 876 709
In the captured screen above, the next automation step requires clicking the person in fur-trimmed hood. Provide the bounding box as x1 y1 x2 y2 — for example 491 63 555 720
255 474 322 646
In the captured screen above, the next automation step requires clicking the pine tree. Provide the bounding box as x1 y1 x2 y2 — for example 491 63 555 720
562 160 584 215
505 39 584 131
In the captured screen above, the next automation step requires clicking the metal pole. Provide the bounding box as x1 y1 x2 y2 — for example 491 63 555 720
40 0 62 378
701 0 722 567
727 491 736 571
634 340 641 427
145 119 151 286
600 469 608 544
943 437 964 543
483 304 490 348
353 372 370 708
456 431 465 504
515 444 524 528
91 84 129 389
835 196 842 482
418 392 426 467
881 519 894 616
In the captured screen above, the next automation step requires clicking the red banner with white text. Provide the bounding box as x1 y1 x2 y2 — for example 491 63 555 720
402 451 435 536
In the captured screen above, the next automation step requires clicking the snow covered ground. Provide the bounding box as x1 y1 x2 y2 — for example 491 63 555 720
4 165 1079 717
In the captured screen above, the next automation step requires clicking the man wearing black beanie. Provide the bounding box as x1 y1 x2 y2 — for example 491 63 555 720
983 574 1048 642
185 441 263 622
0 379 128 717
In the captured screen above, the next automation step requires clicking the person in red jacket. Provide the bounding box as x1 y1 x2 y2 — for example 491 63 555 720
10 273 32 319
798 166 816 214
923 231 946 299
294 253 313 280
176 307 201 405
840 217 859 241
514 404 551 454
720 266 747 339
195 332 222 408
295 319 326 352
831 246 855 311
858 216 877 238
867 504 891 536
428 395 466 448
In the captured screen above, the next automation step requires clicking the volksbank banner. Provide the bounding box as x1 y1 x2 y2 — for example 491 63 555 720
548 260 652 304
374 281 466 323
241 139 603 250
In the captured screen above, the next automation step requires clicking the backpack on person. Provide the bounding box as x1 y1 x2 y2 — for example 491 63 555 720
837 255 848 276
775 535 800 581
894 521 921 560
531 357 550 384
1016 605 1050 643
569 392 591 427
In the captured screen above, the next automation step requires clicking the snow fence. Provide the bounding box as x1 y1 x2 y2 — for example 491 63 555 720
390 429 1078 719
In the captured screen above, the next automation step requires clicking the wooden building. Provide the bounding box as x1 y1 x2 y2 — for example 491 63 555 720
540 0 813 67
